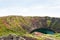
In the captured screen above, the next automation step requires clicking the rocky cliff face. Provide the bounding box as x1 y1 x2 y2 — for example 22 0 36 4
0 16 60 36
20 16 60 33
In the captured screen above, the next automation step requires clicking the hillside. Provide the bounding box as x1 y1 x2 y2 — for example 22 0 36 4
0 16 29 36
0 16 60 40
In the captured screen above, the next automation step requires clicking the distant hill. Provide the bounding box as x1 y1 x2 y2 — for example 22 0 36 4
0 16 60 36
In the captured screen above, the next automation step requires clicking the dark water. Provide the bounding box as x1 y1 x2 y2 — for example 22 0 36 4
31 28 55 34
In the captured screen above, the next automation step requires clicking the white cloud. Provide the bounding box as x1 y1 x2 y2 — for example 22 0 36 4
0 0 60 17
0 5 60 17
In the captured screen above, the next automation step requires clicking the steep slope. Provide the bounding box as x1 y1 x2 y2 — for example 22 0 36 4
0 16 60 36
0 16 28 36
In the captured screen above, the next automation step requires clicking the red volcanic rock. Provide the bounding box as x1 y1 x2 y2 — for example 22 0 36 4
33 32 43 36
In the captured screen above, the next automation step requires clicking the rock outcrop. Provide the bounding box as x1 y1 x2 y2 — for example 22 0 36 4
0 34 37 40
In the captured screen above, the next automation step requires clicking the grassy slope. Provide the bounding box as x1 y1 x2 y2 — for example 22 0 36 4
0 16 60 40
0 16 28 36
24 33 60 40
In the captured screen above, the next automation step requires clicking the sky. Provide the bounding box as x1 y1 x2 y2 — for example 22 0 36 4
0 0 60 17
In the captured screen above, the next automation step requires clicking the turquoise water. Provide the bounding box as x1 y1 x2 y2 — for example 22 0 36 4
46 30 55 34
31 28 55 34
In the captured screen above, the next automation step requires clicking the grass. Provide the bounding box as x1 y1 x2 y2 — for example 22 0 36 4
24 33 60 40
0 16 60 40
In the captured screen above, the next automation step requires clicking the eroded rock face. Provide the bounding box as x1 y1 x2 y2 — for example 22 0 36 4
21 17 60 33
0 16 60 33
